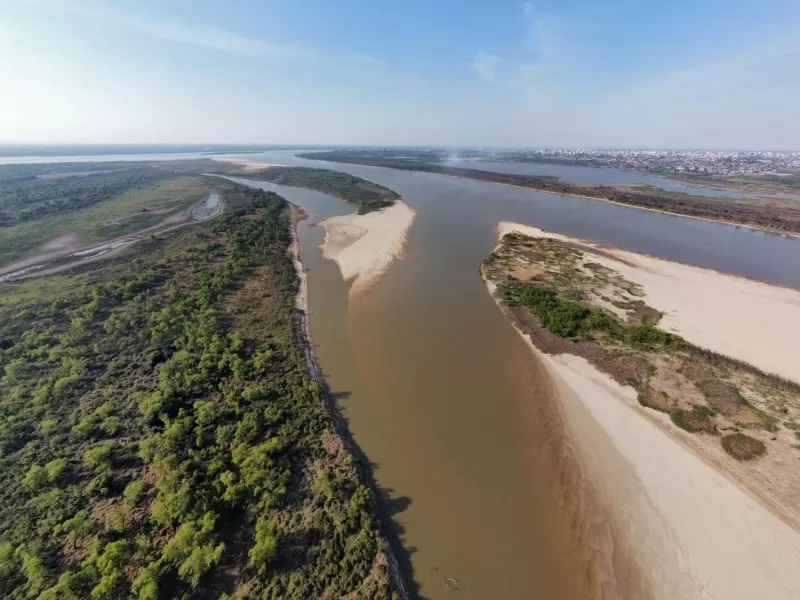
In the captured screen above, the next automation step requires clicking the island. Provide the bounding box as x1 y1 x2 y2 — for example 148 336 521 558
481 223 800 599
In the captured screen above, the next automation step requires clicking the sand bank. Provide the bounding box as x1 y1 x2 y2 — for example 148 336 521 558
488 223 800 599
498 222 800 384
319 202 415 295
542 349 800 600
215 158 285 171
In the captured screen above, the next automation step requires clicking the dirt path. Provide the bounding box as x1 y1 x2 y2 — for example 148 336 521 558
0 194 224 283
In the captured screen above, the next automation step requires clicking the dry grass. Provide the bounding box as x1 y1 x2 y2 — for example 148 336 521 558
721 433 767 461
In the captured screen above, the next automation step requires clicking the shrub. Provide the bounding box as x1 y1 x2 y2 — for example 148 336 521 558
23 459 67 488
670 407 717 434
124 479 146 505
84 441 115 470
626 324 680 349
91 540 131 598
721 433 766 461
39 419 58 435
248 518 278 573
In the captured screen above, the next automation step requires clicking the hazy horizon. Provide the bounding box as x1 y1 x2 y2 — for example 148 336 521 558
1 143 799 154
3 0 799 150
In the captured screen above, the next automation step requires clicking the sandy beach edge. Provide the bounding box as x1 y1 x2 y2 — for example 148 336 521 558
317 201 416 297
288 204 411 599
484 225 800 600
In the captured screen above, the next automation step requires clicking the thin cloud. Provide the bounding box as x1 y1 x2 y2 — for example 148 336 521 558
472 49 504 81
27 0 429 87
117 19 315 60
26 0 314 60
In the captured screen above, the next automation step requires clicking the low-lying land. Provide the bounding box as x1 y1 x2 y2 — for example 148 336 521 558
299 151 800 234
482 230 800 517
0 163 217 268
653 172 800 198
0 160 401 286
0 179 398 599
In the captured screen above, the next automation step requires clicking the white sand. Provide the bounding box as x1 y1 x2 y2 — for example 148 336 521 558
543 350 800 600
488 223 800 599
498 222 800 384
319 202 415 295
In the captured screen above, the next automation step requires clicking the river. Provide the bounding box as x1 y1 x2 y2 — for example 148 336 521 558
230 152 800 600
6 151 800 598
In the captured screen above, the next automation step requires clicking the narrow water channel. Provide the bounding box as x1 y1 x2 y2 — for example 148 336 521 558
236 159 800 600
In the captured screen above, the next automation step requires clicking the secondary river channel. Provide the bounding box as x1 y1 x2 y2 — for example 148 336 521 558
230 152 800 600
5 151 800 599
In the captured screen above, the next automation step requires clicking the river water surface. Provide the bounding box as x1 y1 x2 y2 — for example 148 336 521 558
233 153 800 600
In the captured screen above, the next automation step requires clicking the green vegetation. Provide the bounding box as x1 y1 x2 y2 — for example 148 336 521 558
164 160 399 214
721 433 767 461
485 233 800 476
671 406 718 434
0 179 394 599
0 163 215 266
244 167 398 214
0 165 167 227
501 280 681 349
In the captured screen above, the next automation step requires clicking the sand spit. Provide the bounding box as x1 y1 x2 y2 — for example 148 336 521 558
489 222 800 600
319 202 415 296
497 222 800 384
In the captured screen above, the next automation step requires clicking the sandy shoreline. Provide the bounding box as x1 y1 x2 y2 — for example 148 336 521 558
486 223 800 600
215 157 285 171
318 201 416 296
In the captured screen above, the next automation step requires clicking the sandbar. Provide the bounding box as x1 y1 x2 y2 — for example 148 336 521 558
487 222 800 600
319 202 415 296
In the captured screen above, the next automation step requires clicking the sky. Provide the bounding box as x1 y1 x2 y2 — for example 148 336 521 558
1 0 799 149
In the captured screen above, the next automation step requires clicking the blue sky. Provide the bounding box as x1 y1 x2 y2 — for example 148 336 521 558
1 0 799 148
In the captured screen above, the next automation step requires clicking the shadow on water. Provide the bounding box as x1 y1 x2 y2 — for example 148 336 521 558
315 367 423 600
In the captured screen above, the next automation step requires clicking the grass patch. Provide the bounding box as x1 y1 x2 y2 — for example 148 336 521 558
721 433 767 461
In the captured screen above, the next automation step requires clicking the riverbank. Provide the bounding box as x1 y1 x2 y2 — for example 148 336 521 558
216 157 285 170
289 204 411 600
299 152 800 237
482 224 800 599
319 201 416 296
